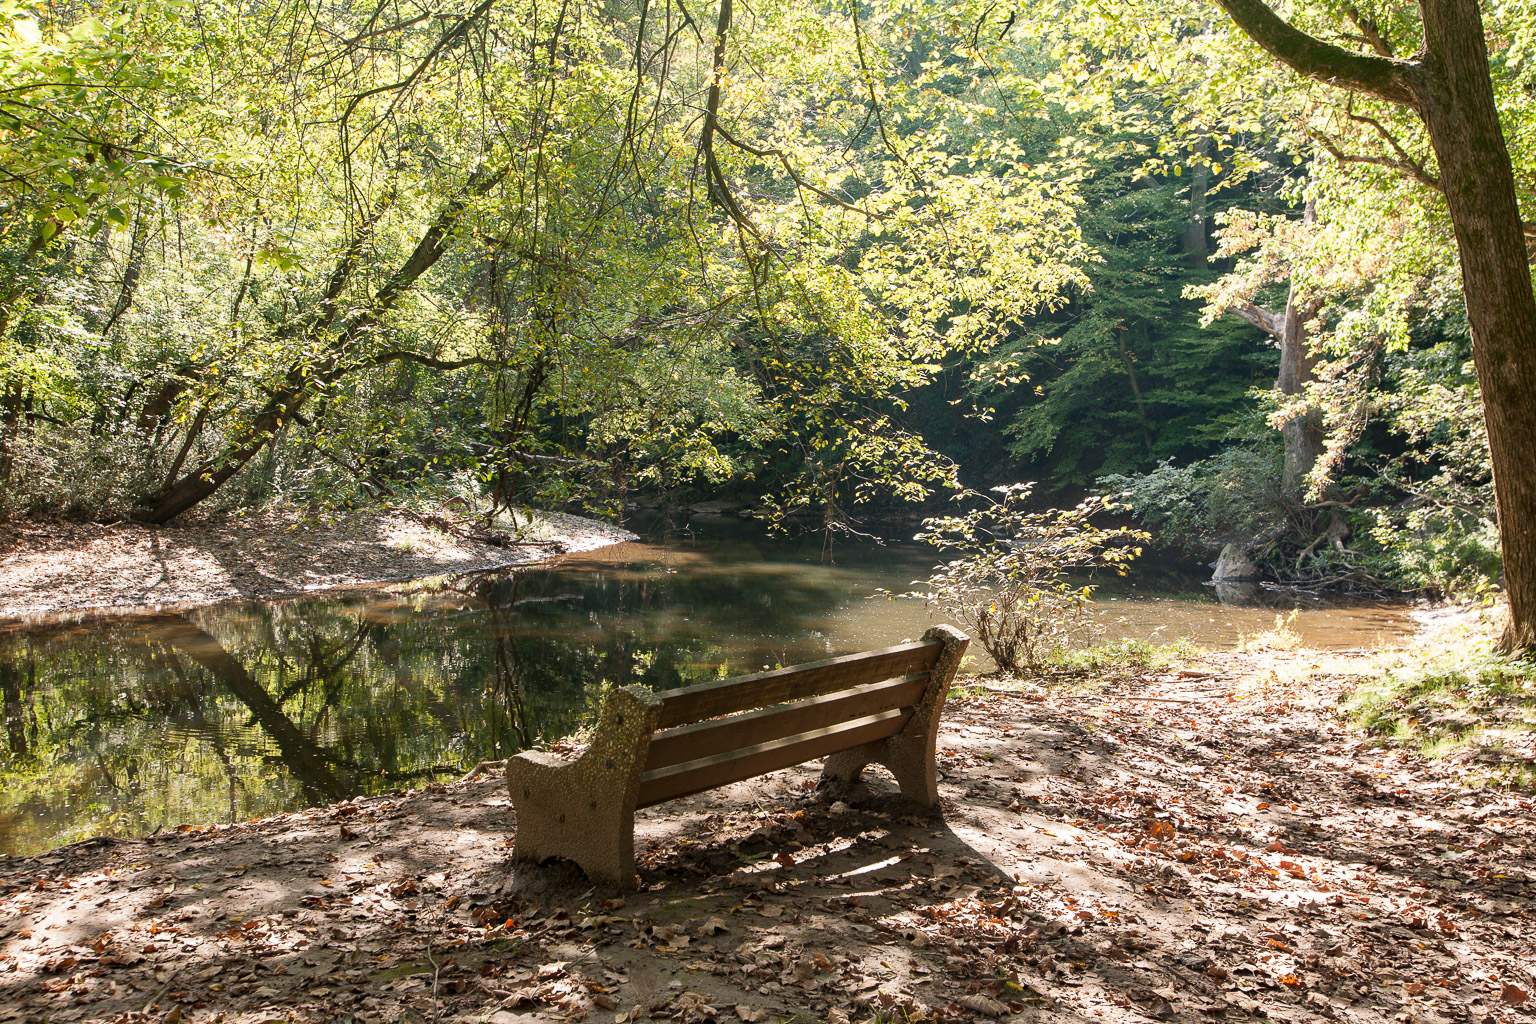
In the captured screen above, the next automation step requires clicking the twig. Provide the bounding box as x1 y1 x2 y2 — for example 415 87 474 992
141 980 173 1014
457 758 508 783
427 925 441 1024
1114 695 1203 705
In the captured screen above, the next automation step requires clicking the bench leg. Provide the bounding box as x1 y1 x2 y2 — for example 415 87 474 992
506 685 661 889
821 625 969 808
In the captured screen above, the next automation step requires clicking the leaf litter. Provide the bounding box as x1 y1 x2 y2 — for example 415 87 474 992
0 645 1532 1024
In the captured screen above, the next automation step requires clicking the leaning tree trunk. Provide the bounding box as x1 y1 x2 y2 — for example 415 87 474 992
1417 0 1536 653
131 170 501 525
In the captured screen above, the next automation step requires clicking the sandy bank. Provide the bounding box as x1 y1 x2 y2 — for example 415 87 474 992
0 508 638 623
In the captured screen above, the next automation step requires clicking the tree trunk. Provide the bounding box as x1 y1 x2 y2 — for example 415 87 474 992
1276 275 1325 500
159 618 349 806
1116 326 1155 454
1182 138 1210 264
1416 0 1536 653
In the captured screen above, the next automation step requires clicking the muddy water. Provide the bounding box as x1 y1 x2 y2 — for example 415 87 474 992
0 517 1414 856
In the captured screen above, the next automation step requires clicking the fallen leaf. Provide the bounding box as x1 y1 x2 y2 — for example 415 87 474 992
956 994 1008 1017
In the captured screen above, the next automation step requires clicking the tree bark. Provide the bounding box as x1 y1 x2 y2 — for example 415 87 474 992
1212 0 1536 654
1273 206 1325 499
1414 0 1536 653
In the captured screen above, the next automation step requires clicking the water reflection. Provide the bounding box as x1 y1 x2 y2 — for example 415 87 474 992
0 519 1415 855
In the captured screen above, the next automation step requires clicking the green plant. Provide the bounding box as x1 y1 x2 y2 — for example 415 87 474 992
1341 642 1536 786
1100 438 1286 554
916 484 1148 676
1237 609 1303 652
1048 637 1199 675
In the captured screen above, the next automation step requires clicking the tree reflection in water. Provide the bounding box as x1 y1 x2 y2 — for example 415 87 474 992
0 528 892 856
0 520 1415 856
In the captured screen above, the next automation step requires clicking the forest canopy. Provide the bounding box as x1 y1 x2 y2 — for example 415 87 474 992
2 0 1533 648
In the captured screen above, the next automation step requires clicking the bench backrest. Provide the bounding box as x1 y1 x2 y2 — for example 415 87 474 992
635 638 946 808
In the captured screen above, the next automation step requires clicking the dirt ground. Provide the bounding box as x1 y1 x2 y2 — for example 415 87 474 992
0 510 637 622
2 642 1531 1024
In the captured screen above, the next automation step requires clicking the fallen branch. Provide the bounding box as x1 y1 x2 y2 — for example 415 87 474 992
457 758 508 783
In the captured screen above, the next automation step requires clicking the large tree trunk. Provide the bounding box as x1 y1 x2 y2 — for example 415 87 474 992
1212 0 1536 655
1415 0 1536 653
158 618 348 806
1276 282 1325 500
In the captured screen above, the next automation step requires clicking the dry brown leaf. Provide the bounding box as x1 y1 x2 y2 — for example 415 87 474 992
956 994 1008 1017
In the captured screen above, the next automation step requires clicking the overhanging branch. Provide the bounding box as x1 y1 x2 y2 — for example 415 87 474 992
1212 0 1423 108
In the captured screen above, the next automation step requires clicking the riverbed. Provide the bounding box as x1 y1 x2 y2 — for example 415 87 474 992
0 516 1415 856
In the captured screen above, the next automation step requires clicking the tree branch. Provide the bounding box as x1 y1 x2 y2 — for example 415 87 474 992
711 121 889 220
1212 0 1422 108
1313 131 1442 190
1343 4 1394 56
1232 301 1285 337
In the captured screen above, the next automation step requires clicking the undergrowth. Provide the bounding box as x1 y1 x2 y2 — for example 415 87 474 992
1341 630 1536 789
1047 636 1198 676
1237 609 1303 652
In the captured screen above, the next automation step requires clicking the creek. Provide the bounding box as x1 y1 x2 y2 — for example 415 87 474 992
0 516 1415 856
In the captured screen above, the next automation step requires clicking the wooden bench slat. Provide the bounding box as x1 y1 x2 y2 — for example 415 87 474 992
644 674 930 772
653 641 940 729
636 709 909 808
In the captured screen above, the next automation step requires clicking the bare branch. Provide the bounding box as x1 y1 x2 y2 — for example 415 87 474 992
1312 131 1442 190
1231 301 1286 337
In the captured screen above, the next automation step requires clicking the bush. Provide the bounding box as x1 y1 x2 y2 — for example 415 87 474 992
916 484 1148 676
1099 443 1285 554
1359 506 1501 598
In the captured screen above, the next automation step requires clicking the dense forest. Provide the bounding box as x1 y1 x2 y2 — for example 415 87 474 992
3 0 1534 650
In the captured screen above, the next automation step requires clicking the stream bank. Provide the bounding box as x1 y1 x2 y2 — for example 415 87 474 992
0 509 637 623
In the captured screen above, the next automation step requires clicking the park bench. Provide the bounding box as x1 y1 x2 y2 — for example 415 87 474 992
506 624 969 888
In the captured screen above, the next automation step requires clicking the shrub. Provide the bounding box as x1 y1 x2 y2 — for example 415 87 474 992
1099 443 1285 554
916 484 1148 676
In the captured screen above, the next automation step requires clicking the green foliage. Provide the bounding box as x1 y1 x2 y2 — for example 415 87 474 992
1351 337 1501 597
1341 643 1536 787
1361 508 1501 599
1099 436 1286 552
0 0 1092 526
916 484 1148 676
989 174 1275 487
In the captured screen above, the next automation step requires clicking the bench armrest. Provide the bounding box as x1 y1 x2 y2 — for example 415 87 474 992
506 684 662 889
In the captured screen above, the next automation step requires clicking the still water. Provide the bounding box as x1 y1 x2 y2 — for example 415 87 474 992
0 517 1414 856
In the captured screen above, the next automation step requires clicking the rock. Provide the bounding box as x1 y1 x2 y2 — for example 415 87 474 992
1212 580 1264 605
1212 543 1260 581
